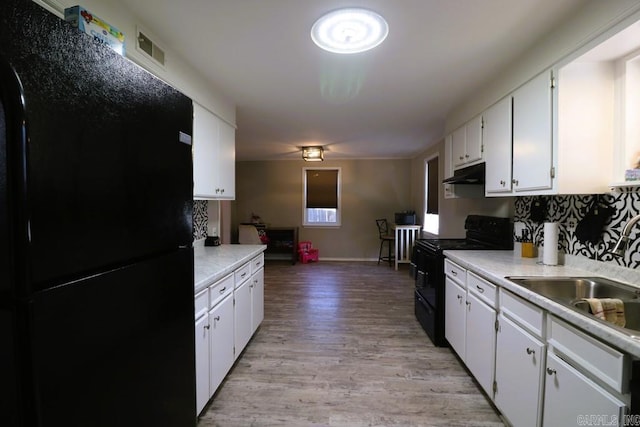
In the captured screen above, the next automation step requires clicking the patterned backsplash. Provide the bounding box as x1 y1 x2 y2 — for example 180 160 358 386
514 190 640 269
193 200 208 240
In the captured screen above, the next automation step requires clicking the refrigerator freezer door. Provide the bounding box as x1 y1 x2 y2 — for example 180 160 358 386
29 249 196 425
0 0 194 292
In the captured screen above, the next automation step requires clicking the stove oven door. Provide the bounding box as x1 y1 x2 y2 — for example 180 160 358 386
414 245 440 308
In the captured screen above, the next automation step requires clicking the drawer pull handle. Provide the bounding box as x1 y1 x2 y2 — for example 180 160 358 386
451 270 457 276
204 324 210 330
241 272 247 278
214 316 220 321
476 285 484 293
219 287 226 294
457 295 462 301
526 347 535 355
546 367 556 376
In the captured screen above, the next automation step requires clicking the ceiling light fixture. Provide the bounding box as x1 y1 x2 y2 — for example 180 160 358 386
302 146 324 162
311 8 389 54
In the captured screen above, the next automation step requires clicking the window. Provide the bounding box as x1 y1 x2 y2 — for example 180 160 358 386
303 167 341 227
424 156 439 234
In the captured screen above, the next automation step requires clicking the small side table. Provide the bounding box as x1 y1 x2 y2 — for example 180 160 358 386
394 225 421 270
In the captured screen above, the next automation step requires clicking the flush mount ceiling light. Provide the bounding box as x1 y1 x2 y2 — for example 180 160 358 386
302 146 324 161
311 8 389 54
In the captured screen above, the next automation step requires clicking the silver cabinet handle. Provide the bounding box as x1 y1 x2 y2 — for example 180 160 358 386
546 367 556 376
241 272 247 278
457 295 463 301
451 270 457 276
526 347 535 355
465 154 469 158
500 180 505 186
512 179 519 186
476 285 484 293
219 287 226 294
214 316 220 321
204 324 210 330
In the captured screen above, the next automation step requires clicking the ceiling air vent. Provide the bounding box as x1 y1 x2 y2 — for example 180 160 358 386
136 27 166 67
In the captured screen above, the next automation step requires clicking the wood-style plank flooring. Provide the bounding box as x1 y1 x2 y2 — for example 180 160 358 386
197 261 505 427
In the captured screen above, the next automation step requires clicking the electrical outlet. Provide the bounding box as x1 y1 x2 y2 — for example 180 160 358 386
566 217 577 232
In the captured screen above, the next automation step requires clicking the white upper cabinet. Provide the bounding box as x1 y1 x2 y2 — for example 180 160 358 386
483 96 513 195
193 102 236 200
512 70 554 194
452 115 483 169
481 67 613 197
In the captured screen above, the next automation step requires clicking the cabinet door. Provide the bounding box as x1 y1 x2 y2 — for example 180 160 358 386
494 313 545 427
234 279 252 357
193 102 220 199
465 115 483 164
444 278 466 358
209 293 234 395
443 134 458 199
251 268 264 333
512 70 554 192
543 352 626 426
452 126 467 168
195 315 210 414
465 292 496 397
217 120 235 199
484 96 513 194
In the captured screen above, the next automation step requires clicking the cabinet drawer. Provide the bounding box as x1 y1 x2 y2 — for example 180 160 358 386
195 289 208 320
548 316 630 393
209 273 234 308
234 262 251 287
500 288 544 338
251 253 264 274
468 272 497 308
444 259 465 285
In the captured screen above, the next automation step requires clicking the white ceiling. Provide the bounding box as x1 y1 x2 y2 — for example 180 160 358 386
118 0 586 161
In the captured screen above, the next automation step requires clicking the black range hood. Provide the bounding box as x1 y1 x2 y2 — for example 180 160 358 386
442 162 485 185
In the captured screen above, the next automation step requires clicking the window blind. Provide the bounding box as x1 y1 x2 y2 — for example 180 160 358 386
427 157 439 214
305 169 338 208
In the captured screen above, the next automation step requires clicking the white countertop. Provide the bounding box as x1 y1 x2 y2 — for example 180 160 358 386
194 243 266 294
444 250 640 359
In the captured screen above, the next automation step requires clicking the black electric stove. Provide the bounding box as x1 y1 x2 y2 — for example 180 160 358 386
412 215 513 347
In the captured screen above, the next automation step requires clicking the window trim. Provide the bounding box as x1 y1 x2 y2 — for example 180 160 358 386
302 167 342 227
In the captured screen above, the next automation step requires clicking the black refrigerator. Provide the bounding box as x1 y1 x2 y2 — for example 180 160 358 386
0 0 196 425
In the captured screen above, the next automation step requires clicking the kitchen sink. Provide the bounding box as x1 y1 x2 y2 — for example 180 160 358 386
505 276 640 337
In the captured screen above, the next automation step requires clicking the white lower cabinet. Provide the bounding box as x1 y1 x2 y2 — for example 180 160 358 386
543 352 626 426
194 252 265 415
251 267 264 333
494 312 545 427
234 278 252 358
465 290 496 396
444 265 497 398
209 293 234 395
445 277 466 357
194 312 210 414
442 257 636 426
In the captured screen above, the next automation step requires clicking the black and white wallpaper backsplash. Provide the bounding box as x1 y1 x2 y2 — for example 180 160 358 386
193 200 208 240
515 191 640 269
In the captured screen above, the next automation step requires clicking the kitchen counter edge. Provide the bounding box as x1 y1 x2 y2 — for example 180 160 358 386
194 244 266 294
444 250 640 359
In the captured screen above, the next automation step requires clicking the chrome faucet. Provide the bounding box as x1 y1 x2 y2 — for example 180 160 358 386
611 213 640 257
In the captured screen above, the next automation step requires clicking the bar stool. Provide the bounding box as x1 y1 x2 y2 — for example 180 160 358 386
376 219 395 266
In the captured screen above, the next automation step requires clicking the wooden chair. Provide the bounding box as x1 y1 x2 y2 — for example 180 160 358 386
376 219 395 266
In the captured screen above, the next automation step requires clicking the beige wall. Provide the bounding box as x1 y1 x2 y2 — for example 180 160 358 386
410 139 514 238
233 159 414 260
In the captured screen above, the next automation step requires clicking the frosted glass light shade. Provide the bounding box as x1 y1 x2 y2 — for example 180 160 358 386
311 8 389 54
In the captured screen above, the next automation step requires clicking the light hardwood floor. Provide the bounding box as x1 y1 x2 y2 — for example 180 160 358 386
197 261 505 427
